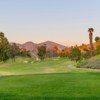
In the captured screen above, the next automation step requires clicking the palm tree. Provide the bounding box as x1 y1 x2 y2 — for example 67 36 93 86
88 28 94 56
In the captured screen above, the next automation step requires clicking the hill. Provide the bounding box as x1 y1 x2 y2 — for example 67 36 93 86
23 41 37 51
38 41 65 50
78 55 100 69
0 57 76 75
17 41 66 52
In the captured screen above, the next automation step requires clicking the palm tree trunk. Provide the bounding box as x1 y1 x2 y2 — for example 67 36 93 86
89 32 94 56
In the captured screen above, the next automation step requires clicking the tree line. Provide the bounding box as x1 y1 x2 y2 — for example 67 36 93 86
0 32 28 62
37 28 100 62
0 29 100 62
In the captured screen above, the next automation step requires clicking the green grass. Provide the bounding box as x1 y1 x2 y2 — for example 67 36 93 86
0 57 76 75
0 57 98 76
0 57 100 99
0 73 100 99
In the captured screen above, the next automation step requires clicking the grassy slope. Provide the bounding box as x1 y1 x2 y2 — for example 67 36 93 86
0 57 98 76
79 55 100 69
0 73 100 100
0 57 76 75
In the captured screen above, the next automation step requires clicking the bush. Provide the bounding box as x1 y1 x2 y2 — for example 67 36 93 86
78 55 100 69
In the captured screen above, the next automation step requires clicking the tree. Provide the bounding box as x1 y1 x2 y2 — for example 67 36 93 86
46 46 58 58
95 45 100 55
7 43 19 62
37 45 46 60
69 47 81 62
82 50 91 59
0 32 9 62
88 28 94 57
19 48 28 57
59 48 71 57
46 49 57 58
95 37 100 42
94 36 100 55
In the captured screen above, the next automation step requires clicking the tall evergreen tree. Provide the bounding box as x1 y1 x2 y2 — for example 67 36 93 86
0 32 9 62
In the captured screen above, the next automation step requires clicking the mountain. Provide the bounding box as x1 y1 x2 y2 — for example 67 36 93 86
38 41 65 50
17 41 66 52
22 41 37 51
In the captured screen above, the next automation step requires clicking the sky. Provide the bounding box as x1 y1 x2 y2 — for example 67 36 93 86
0 0 100 46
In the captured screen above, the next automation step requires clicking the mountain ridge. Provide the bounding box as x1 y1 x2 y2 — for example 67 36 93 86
16 41 66 52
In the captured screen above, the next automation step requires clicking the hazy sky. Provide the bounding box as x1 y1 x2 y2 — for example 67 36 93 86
0 0 100 46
